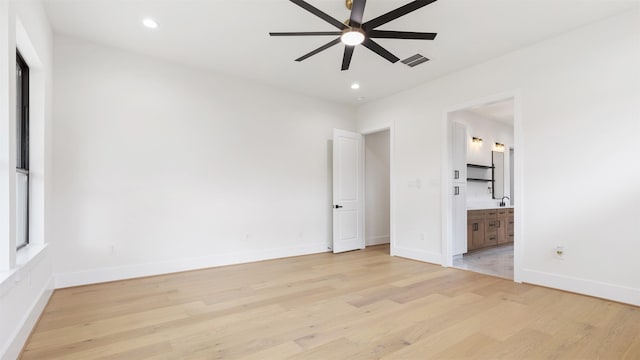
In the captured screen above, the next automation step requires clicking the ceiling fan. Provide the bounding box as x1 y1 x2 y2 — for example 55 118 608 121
269 0 438 71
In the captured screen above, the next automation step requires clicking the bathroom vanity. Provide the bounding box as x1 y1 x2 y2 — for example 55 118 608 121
467 207 514 251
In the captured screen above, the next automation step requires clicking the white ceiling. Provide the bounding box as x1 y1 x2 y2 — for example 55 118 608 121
43 0 638 104
467 98 513 125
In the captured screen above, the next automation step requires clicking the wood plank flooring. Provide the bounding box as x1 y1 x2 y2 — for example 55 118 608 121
21 245 640 359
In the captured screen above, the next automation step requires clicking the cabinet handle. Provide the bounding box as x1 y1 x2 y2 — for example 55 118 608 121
454 186 459 195
497 220 500 228
454 170 459 179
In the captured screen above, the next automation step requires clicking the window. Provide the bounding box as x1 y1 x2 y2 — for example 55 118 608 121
16 51 29 250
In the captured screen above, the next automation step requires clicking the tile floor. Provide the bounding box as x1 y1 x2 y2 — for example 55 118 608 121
453 243 514 280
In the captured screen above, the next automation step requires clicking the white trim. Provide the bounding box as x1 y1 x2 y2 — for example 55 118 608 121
390 124 396 256
522 268 640 306
0 244 47 298
393 246 443 265
366 235 390 246
1 276 53 360
441 90 523 283
55 243 329 289
511 92 524 283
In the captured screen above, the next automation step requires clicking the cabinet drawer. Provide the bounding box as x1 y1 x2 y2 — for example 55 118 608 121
486 220 497 231
507 208 514 215
497 209 508 216
486 233 498 245
485 210 498 217
468 210 485 220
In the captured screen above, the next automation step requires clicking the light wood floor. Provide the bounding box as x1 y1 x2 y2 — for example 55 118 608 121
21 245 640 359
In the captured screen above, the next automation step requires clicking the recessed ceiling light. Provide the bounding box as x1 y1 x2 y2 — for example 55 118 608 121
351 83 360 90
142 18 158 29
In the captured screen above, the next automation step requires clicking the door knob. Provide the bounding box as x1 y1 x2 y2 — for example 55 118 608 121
334 205 343 209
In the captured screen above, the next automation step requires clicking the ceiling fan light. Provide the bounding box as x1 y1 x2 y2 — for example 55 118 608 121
341 30 365 46
142 18 158 29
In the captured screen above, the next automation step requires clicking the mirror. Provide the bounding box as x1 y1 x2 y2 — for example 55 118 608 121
492 151 504 199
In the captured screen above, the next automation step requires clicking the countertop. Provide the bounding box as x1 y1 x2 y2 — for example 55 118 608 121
466 205 514 210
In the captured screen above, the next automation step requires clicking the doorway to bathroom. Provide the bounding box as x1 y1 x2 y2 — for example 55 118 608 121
445 95 518 280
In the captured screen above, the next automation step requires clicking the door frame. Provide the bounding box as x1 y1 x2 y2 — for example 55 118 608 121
440 90 524 283
360 125 395 256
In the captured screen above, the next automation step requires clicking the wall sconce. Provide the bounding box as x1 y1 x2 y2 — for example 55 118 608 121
472 137 483 144
494 142 505 152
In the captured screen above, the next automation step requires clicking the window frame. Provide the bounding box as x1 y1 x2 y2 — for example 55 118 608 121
16 50 29 250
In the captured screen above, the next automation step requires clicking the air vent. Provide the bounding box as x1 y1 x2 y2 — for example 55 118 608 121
401 54 430 67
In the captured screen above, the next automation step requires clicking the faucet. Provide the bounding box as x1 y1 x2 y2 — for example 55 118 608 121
499 196 510 207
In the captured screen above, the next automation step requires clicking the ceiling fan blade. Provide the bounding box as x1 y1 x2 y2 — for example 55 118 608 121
350 0 367 27
270 31 342 36
362 38 400 63
290 0 348 30
369 30 437 40
341 46 355 71
363 0 437 30
295 38 342 62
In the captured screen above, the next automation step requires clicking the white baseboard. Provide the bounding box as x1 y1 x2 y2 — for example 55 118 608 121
366 235 390 246
55 243 329 289
522 268 640 306
393 246 444 265
2 276 53 360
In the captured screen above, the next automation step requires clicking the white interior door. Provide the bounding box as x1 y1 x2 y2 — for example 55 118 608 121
333 129 364 253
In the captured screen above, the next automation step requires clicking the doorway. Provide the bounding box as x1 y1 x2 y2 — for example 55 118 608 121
444 94 520 281
332 127 394 255
364 130 391 252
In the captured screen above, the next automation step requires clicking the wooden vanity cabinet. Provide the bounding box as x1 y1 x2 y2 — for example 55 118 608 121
467 208 514 252
467 210 486 250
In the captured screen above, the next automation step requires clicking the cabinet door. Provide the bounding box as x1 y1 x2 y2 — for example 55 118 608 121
496 216 508 244
467 217 485 251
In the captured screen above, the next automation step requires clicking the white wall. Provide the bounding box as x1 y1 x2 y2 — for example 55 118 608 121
365 130 390 246
52 36 356 287
450 111 513 206
0 0 54 359
357 8 640 305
